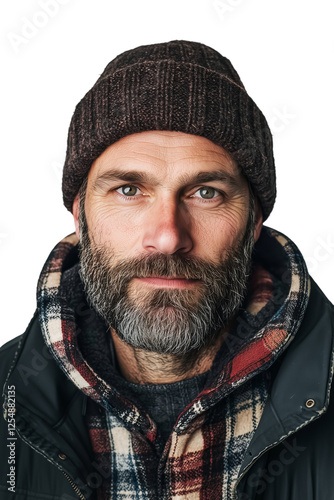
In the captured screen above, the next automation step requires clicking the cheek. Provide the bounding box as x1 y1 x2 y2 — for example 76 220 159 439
86 203 143 247
192 207 248 257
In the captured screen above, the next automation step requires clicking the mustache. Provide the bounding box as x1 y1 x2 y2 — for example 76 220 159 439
80 242 240 287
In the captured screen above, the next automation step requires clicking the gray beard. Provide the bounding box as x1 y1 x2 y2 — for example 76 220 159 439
78 202 255 356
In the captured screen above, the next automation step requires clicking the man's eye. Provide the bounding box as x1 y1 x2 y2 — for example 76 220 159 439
116 185 139 196
193 187 220 199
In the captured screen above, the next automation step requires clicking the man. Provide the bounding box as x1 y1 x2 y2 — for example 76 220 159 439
0 40 333 500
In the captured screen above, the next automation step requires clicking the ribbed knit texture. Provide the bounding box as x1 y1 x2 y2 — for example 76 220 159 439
62 40 276 219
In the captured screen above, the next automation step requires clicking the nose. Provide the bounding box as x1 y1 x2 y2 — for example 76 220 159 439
141 198 193 255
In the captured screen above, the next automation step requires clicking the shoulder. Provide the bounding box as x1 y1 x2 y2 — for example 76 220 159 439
0 335 23 419
0 336 24 387
308 277 333 311
0 313 38 384
299 277 334 338
0 312 39 355
0 335 22 363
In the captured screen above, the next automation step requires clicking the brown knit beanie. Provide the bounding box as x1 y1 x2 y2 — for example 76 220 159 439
62 40 276 220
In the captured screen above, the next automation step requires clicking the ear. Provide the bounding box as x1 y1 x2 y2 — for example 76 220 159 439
72 194 80 240
253 198 263 243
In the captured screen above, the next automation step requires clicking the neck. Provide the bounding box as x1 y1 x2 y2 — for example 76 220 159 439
110 328 228 384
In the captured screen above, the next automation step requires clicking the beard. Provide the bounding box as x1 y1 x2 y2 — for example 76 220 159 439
78 198 255 357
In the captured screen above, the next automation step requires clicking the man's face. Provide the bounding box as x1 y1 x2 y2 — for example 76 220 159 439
73 131 262 355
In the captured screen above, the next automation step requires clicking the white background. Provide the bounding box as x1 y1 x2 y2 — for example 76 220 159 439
0 0 333 346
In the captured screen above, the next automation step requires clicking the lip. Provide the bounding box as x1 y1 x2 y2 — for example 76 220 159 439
135 277 200 288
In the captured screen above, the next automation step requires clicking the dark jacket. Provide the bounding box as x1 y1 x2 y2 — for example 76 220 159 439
1 277 334 499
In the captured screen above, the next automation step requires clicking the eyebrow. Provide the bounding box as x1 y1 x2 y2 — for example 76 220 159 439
93 168 239 191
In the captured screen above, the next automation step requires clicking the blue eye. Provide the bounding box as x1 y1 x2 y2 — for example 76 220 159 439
118 185 138 196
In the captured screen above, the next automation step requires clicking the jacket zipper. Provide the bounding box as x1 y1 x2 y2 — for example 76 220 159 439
62 471 86 500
